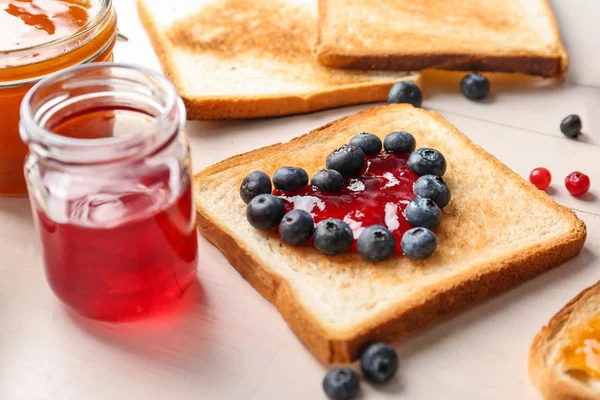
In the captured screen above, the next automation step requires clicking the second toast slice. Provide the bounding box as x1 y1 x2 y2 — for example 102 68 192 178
194 105 585 363
316 0 568 78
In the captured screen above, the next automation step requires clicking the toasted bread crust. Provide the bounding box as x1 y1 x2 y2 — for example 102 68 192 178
316 52 566 79
194 105 586 363
316 0 568 79
136 0 420 120
529 283 600 400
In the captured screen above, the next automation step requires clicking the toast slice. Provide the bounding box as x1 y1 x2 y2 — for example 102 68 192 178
193 105 586 363
530 283 600 400
137 0 419 120
315 0 568 78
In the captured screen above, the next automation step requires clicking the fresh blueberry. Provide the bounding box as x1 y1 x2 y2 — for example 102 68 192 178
279 210 314 246
240 171 272 204
413 175 451 208
405 198 442 230
357 225 396 262
349 132 382 155
460 72 490 100
408 148 447 177
246 194 285 230
401 227 437 260
560 114 582 138
273 167 309 192
312 169 345 193
360 343 399 384
384 131 416 154
388 81 423 108
313 218 354 255
326 145 366 178
323 368 360 400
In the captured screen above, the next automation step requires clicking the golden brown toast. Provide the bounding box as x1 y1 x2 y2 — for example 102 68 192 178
193 105 586 363
137 0 419 119
530 282 600 400
316 0 568 78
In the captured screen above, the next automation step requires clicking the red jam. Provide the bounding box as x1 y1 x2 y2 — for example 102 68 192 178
274 153 418 251
35 185 198 321
30 106 198 321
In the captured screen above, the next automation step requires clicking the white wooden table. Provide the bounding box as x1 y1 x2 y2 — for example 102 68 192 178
1 1 599 399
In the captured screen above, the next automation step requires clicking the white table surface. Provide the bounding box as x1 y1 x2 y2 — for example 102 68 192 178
1 1 599 399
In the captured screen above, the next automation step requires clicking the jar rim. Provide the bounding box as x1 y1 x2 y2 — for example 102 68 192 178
20 63 185 164
0 0 113 57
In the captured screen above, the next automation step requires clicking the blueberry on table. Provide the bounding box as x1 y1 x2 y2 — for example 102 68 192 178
405 197 442 230
313 218 354 255
413 175 451 208
408 148 447 177
273 167 309 192
360 342 399 384
323 368 360 400
240 171 272 204
326 145 366 178
388 81 423 108
349 132 382 155
384 131 416 154
357 225 396 262
246 194 285 230
401 227 437 260
460 72 490 100
560 114 582 138
279 210 314 246
311 169 345 193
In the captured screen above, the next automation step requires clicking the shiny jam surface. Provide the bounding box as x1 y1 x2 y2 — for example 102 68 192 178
33 108 198 321
1 0 98 50
0 0 116 196
274 153 418 251
563 314 600 379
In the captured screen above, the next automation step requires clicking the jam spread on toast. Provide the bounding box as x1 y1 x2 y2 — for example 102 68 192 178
274 153 418 251
563 314 600 378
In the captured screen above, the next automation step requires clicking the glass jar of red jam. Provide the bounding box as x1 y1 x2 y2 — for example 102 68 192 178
20 64 198 321
1 0 117 196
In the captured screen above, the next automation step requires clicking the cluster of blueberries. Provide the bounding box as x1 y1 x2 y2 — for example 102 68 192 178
240 130 451 262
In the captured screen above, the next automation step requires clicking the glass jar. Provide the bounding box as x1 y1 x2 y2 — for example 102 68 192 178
20 64 198 321
0 0 117 196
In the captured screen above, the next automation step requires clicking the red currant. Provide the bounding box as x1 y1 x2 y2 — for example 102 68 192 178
529 167 552 190
565 171 590 197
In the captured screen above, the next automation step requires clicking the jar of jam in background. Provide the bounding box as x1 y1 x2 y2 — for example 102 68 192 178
0 0 117 196
20 64 199 321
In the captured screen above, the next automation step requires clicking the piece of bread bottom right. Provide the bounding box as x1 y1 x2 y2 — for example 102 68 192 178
530 282 600 400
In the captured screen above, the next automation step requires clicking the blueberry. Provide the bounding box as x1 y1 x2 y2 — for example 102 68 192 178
401 227 437 260
279 210 314 246
357 225 396 262
384 131 416 154
405 198 442 230
408 148 447 177
273 167 309 192
312 169 345 193
360 343 399 384
313 218 354 255
349 132 382 155
460 72 490 100
560 114 582 138
388 81 423 108
413 175 451 208
323 368 360 400
246 194 285 230
326 145 366 178
240 171 272 204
